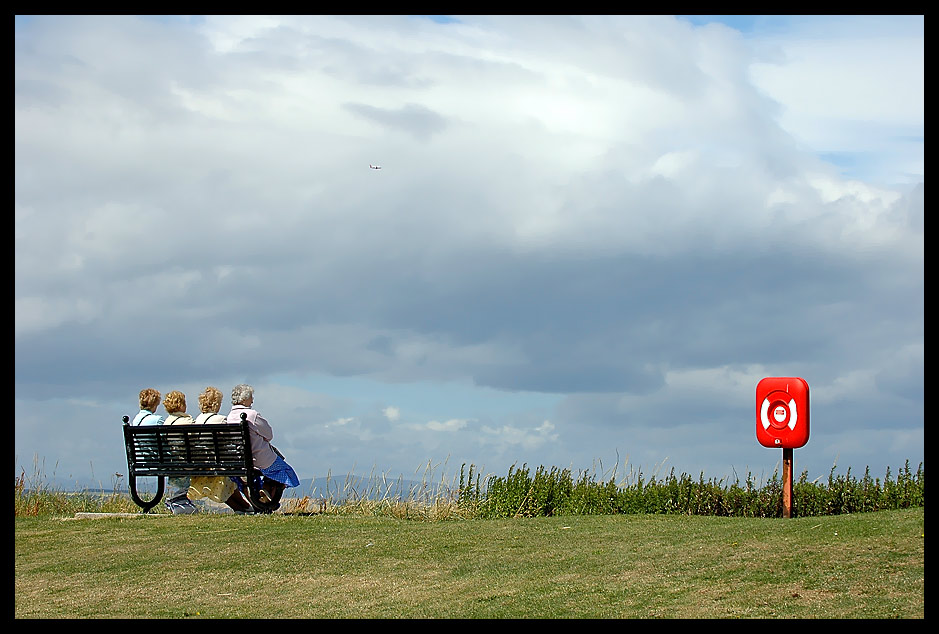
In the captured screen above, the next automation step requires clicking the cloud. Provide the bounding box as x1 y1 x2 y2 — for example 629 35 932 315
326 417 355 428
425 418 470 432
480 420 558 451
342 102 448 141
14 15 922 487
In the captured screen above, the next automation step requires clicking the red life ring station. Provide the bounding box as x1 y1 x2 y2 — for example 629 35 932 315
756 377 810 449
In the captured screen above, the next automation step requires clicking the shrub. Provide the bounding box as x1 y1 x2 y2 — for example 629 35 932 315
470 460 924 519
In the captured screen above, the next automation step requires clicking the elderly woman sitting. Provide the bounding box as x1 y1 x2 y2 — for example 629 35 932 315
132 388 165 426
226 384 299 512
162 390 198 514
188 386 254 514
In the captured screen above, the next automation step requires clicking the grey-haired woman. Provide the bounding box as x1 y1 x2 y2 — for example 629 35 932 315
226 384 299 511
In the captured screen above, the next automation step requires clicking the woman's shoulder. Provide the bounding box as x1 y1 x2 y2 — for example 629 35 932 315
198 413 227 424
135 411 164 426
228 406 258 420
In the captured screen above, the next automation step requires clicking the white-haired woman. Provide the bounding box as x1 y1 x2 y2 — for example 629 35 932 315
226 384 299 511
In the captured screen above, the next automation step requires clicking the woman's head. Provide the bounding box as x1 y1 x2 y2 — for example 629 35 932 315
198 386 223 414
231 384 254 406
163 390 187 414
139 388 161 412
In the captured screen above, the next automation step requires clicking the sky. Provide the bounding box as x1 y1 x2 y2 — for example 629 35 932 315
15 15 923 493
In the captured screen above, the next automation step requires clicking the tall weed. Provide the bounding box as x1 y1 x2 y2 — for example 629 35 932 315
14 456 138 516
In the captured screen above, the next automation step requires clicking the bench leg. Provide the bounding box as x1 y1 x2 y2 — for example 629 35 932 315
129 476 165 513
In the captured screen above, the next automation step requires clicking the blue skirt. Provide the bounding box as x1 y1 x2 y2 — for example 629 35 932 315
259 455 300 488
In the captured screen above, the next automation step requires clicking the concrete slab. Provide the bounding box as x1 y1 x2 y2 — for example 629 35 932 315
72 512 168 519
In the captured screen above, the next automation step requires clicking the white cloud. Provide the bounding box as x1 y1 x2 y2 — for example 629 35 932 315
425 418 470 432
481 420 558 451
747 15 923 186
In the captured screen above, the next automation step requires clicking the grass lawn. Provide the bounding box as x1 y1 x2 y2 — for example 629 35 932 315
15 507 923 618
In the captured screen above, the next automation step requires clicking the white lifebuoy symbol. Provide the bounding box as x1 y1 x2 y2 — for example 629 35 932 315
761 396 798 431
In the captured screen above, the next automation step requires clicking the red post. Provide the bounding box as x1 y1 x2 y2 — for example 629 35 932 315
782 447 793 518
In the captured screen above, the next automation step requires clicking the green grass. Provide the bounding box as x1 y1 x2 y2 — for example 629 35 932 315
15 508 924 618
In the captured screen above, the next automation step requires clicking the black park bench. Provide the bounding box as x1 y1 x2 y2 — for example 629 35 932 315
122 413 273 513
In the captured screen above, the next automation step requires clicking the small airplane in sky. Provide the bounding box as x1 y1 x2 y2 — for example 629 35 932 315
369 164 382 170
